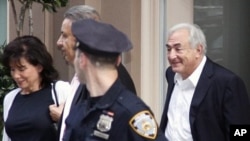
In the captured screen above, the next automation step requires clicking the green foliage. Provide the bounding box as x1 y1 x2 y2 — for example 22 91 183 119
0 43 16 137
11 0 69 36
33 0 68 12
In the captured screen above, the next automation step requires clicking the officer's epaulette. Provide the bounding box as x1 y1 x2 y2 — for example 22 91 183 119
117 90 158 140
117 90 149 115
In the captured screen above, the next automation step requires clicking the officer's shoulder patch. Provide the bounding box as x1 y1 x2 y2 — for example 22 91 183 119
129 110 157 139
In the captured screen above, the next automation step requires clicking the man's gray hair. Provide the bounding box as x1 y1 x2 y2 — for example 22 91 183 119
168 23 207 54
64 5 101 22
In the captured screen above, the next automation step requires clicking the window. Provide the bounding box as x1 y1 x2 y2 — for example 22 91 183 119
0 0 7 45
194 0 250 94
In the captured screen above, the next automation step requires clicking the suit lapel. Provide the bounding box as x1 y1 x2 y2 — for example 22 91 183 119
189 58 214 126
71 84 86 108
160 68 175 131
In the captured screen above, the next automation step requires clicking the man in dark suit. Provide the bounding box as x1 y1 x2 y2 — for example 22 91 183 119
160 23 250 141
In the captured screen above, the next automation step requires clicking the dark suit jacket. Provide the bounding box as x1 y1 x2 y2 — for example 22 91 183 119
57 84 84 140
160 58 250 141
118 63 137 94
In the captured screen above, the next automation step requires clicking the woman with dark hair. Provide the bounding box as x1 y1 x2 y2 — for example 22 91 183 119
2 35 71 141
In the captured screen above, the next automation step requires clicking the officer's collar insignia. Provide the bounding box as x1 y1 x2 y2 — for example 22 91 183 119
96 112 114 132
129 110 157 139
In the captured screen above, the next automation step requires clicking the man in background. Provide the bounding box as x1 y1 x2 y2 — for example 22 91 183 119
49 5 136 141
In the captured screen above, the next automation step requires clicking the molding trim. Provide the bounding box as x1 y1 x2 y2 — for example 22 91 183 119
140 0 163 122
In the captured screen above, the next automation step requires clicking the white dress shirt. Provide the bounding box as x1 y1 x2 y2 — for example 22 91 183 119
165 56 207 141
59 74 80 141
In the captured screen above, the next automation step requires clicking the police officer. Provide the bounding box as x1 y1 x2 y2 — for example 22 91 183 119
62 19 167 141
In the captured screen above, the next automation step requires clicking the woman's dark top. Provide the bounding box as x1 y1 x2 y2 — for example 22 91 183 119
5 86 57 141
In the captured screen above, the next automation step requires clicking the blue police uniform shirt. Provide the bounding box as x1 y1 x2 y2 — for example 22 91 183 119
63 79 167 141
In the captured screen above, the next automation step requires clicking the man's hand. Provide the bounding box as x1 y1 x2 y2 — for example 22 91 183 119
49 103 65 122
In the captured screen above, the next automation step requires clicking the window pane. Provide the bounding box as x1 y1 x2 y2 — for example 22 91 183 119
0 0 7 44
194 0 250 94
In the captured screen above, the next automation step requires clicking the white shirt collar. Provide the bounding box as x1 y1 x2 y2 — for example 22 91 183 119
174 56 207 87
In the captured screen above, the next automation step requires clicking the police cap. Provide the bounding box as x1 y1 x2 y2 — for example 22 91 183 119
72 19 132 56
